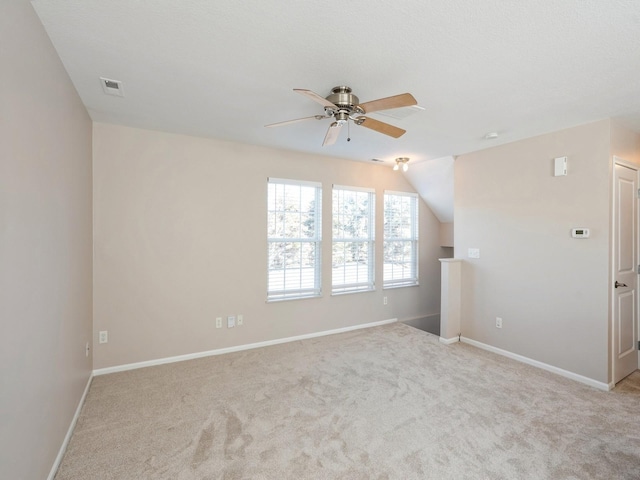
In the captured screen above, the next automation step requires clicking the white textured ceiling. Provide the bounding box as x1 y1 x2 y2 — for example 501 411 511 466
31 0 640 220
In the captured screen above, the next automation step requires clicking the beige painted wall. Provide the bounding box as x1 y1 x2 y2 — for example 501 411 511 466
92 123 442 369
0 2 93 479
455 120 613 383
439 222 454 247
610 120 640 163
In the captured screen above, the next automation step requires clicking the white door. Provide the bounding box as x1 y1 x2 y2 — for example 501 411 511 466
613 161 638 383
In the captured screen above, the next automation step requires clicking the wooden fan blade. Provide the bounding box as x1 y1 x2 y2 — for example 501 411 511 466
265 115 326 128
322 122 342 146
294 89 338 109
356 116 406 138
357 93 417 114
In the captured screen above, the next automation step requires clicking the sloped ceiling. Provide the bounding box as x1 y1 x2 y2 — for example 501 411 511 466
31 1 640 221
404 157 454 223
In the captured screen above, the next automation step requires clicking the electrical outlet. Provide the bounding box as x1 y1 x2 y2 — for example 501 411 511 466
237 314 243 326
383 296 388 305
227 316 236 328
216 317 222 329
496 317 503 329
85 342 90 357
99 331 108 344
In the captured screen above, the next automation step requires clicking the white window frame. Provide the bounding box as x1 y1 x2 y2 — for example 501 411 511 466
331 185 375 295
267 178 322 302
383 190 419 288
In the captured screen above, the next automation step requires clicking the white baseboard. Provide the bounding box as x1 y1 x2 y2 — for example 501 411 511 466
439 336 460 345
94 318 398 376
460 336 611 391
48 373 93 480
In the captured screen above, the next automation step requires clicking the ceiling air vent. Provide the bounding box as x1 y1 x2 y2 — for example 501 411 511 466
100 77 124 97
370 158 385 163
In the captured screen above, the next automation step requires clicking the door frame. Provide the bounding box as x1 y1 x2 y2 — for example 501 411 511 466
610 156 640 385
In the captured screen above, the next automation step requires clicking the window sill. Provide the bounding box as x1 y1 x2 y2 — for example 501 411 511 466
266 294 322 303
382 283 419 290
331 288 375 296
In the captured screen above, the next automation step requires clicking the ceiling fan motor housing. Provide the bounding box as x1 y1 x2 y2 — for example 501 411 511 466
325 86 361 114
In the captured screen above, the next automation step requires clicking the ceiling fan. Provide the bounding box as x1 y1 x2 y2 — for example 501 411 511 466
266 86 417 146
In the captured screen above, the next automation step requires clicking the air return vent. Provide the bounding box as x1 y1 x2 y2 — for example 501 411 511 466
100 77 124 97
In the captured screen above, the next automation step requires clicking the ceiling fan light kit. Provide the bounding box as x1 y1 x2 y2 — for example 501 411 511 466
394 157 410 172
266 86 417 146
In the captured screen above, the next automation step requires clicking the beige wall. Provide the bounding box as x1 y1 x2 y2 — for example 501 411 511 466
0 2 93 479
439 222 454 247
455 120 613 383
92 123 442 369
610 120 640 163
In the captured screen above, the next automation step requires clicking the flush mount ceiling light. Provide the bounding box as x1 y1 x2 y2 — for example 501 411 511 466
484 132 499 140
393 157 410 172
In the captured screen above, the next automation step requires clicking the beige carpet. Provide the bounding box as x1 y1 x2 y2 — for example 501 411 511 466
55 323 640 479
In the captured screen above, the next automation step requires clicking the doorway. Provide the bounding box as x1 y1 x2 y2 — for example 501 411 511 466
612 158 639 384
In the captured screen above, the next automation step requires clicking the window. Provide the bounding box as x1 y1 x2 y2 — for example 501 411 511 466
383 191 418 288
267 178 322 301
332 186 375 294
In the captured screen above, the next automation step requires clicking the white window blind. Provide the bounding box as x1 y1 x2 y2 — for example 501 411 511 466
332 185 375 294
383 191 418 288
267 178 322 301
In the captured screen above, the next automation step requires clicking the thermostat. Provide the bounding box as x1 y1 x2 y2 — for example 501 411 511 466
571 228 590 239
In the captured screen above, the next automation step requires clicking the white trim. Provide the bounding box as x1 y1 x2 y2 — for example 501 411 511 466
383 189 418 197
267 179 323 302
331 186 376 295
610 156 640 385
612 155 639 171
48 373 93 480
383 191 419 288
383 281 419 289
332 184 375 193
268 177 321 187
460 337 611 391
94 318 398 376
439 336 460 345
